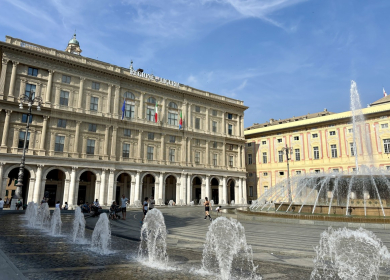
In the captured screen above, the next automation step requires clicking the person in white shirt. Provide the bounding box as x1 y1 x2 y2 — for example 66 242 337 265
94 199 101 208
0 198 4 211
216 205 222 216
142 197 149 223
121 194 129 220
55 201 61 209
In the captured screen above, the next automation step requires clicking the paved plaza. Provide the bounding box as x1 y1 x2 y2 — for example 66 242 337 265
1 207 390 279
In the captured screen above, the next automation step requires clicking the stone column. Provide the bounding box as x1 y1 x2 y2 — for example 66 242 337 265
110 126 117 160
180 173 186 204
62 179 70 206
0 58 9 99
103 125 110 159
182 102 187 129
161 98 166 123
188 104 192 128
54 86 60 108
205 175 210 201
139 93 145 119
94 179 101 203
187 174 191 204
85 92 91 112
205 108 209 131
138 130 143 160
82 137 87 156
7 61 18 101
222 177 227 205
29 129 36 151
206 141 210 166
241 115 244 137
181 137 186 164
36 83 42 97
113 85 120 117
242 179 247 204
158 172 164 204
19 79 26 98
0 163 4 199
187 138 191 165
99 169 107 205
76 77 84 110
222 142 226 167
134 171 141 202
49 132 56 155
45 70 54 104
68 167 77 208
222 112 225 135
0 110 12 152
39 116 49 155
27 178 36 203
12 128 19 150
33 165 43 202
106 84 112 114
107 169 115 204
130 176 136 206
241 145 245 169
160 134 165 162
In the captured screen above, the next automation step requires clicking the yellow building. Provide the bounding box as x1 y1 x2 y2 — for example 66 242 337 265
244 96 390 203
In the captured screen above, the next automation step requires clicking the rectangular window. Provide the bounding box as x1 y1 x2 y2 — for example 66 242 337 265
228 124 233 135
21 114 32 123
348 128 353 133
263 172 268 176
381 123 389 129
212 110 217 116
55 136 65 152
333 168 339 173
279 171 284 176
147 146 154 160
195 118 200 129
213 154 218 166
331 144 337 158
312 133 318 138
278 151 283 163
57 119 67 128
249 186 253 197
262 140 266 145
86 139 95 155
277 138 282 143
124 129 131 137
330 131 336 136
313 147 320 159
213 141 217 148
247 143 252 147
195 106 200 113
122 143 130 158
228 144 233 150
62 75 71 84
92 81 100 90
295 149 300 161
18 131 30 149
169 149 175 162
88 124 97 132
195 139 200 146
263 152 267 164
169 136 176 143
315 169 321 174
146 107 155 121
352 168 357 172
212 121 217 133
227 113 233 119
125 103 135 118
28 67 38 77
148 132 154 140
195 152 200 164
293 136 299 141
90 97 99 111
384 139 390 153
229 156 234 167
296 171 302 175
168 112 178 125
350 142 355 156
25 83 36 99
248 154 252 164
60 90 69 106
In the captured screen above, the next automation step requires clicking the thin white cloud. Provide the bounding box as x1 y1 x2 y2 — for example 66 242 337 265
4 0 57 25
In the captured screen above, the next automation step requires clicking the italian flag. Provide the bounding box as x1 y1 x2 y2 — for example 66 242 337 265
179 111 183 129
155 101 158 122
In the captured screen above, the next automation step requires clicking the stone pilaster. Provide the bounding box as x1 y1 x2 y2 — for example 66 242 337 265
0 58 9 99
0 110 12 152
7 61 19 101
77 77 85 112
45 70 54 105
39 116 49 156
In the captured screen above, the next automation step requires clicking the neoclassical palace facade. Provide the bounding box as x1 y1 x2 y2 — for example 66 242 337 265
0 35 248 208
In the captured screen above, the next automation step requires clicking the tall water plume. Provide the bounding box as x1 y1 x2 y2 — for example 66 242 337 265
311 227 390 279
91 213 111 254
26 202 38 227
72 206 86 242
138 208 168 267
201 217 260 280
37 203 50 229
50 207 62 235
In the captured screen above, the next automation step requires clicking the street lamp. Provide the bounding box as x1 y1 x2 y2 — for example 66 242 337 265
281 145 293 203
14 90 42 202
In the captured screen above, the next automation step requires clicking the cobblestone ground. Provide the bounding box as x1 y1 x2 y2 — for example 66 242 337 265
0 212 318 279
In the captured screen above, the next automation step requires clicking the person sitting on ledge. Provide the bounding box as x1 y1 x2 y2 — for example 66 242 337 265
63 202 68 210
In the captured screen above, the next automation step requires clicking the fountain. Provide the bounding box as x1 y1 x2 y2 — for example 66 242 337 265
133 200 142 207
201 217 260 280
91 213 111 254
231 200 235 206
168 200 174 207
138 208 168 267
26 202 38 227
190 201 194 206
50 207 62 236
311 227 390 279
37 203 50 229
72 206 86 242
199 199 205 205
210 200 214 206
250 81 390 217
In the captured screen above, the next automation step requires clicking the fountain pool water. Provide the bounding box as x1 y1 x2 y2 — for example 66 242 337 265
168 200 174 207
50 207 62 236
37 203 50 229
26 202 38 227
231 200 235 206
201 217 260 280
190 201 194 206
311 227 390 279
91 213 111 254
72 206 86 242
138 208 168 268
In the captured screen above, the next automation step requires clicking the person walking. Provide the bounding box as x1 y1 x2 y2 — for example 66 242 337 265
149 196 155 210
121 194 129 220
142 197 149 224
0 198 4 212
204 197 212 221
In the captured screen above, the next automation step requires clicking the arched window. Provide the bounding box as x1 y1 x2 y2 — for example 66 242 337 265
147 97 156 104
124 92 135 99
168 102 178 109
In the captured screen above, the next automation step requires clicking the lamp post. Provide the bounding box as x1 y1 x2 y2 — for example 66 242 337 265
281 145 293 203
14 90 42 202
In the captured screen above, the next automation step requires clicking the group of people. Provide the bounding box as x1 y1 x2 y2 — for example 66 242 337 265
0 197 23 210
109 194 130 220
80 199 102 216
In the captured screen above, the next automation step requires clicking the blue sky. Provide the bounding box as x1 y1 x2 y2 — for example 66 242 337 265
1 0 389 127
